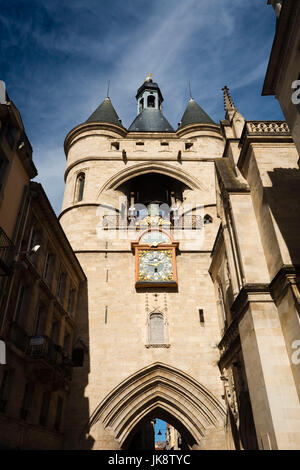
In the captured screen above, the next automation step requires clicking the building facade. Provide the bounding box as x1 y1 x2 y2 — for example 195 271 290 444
0 80 37 306
0 181 86 449
0 85 86 449
59 77 300 450
165 423 182 450
263 0 300 157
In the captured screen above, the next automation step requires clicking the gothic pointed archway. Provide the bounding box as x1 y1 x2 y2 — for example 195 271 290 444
82 363 227 450
97 161 205 196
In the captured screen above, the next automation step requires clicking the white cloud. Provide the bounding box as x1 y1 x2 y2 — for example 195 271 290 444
231 59 269 90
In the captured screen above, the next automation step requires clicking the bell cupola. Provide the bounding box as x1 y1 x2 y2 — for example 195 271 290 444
128 75 174 132
135 74 163 114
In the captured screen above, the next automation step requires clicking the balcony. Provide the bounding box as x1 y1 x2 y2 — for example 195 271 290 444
101 213 204 231
25 336 72 390
0 227 14 276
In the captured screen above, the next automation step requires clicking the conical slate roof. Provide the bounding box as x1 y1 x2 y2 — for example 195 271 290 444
128 109 174 132
178 98 214 129
86 97 123 126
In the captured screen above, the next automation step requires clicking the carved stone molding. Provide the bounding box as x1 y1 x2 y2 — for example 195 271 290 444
218 283 270 366
247 121 290 134
269 264 300 305
238 120 293 174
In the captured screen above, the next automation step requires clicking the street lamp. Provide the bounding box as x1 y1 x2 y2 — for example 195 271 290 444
16 245 40 256
13 245 41 268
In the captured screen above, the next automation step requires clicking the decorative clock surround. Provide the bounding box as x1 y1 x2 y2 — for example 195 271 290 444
131 229 179 287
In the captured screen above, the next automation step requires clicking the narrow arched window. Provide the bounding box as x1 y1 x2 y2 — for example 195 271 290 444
139 98 144 112
147 95 155 108
150 313 164 344
75 173 85 202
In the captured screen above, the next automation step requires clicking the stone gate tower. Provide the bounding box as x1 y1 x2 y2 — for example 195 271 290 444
59 77 250 449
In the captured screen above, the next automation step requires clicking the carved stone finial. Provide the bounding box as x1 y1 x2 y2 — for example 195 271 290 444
222 85 236 112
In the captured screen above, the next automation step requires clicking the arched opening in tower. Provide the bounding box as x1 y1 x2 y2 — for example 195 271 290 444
117 172 188 220
147 95 155 108
121 407 195 450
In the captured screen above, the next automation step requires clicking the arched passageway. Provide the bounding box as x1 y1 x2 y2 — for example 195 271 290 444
82 363 227 450
124 408 194 450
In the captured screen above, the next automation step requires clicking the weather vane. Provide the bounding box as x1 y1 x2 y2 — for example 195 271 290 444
144 73 152 82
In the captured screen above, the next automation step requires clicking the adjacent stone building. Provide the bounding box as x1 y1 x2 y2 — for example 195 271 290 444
165 423 182 450
210 87 300 450
0 85 86 449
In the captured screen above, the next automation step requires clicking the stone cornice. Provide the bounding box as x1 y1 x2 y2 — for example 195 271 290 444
175 122 222 139
218 264 300 366
64 155 217 181
237 121 292 174
59 203 100 220
64 122 128 156
218 335 241 371
126 131 178 140
269 264 300 305
218 283 270 364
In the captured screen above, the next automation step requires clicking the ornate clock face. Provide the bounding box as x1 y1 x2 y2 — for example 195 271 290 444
139 250 173 282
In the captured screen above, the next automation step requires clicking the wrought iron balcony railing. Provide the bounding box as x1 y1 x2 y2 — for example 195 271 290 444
0 227 14 276
27 335 62 365
101 214 205 230
26 335 73 386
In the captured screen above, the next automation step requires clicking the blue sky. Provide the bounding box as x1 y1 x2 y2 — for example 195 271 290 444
155 419 167 444
0 0 283 214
